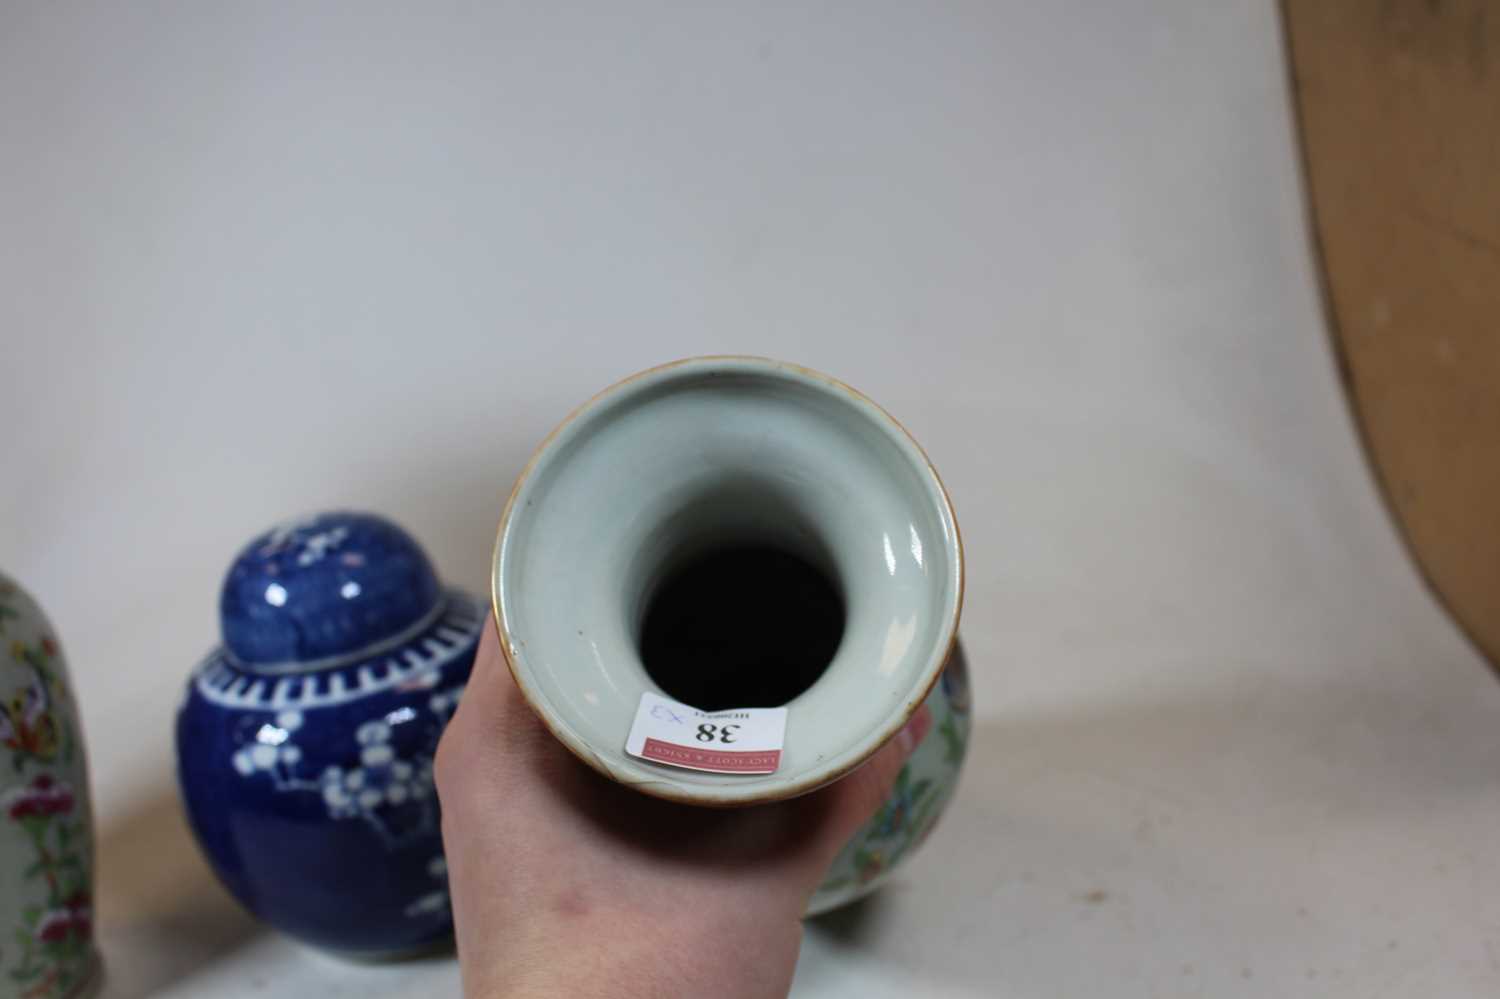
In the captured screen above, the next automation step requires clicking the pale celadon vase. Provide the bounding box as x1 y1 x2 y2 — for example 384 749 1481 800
491 356 971 914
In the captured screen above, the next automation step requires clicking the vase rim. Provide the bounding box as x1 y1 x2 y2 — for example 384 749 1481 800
491 355 965 807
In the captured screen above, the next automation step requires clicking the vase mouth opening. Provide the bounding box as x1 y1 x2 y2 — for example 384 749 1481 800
493 356 963 806
629 477 848 712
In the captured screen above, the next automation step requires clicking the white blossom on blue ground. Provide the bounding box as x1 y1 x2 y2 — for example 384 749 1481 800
231 685 461 850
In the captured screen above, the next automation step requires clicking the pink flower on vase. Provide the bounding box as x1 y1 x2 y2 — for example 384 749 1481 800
46 785 75 816
35 909 73 943
32 891 93 944
4 774 75 820
65 891 93 940
5 783 42 819
40 636 58 658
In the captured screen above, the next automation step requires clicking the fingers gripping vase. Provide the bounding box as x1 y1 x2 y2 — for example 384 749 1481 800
0 573 99 999
175 513 484 954
492 357 971 914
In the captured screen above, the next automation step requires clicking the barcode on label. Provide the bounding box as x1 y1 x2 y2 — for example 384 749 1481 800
625 692 788 775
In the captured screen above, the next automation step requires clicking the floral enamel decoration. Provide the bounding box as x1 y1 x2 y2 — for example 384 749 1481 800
0 573 99 999
807 649 972 914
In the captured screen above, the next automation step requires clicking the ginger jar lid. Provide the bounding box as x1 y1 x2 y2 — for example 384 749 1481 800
219 512 442 671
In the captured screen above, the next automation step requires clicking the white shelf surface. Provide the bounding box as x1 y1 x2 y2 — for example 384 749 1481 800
3 3 1497 996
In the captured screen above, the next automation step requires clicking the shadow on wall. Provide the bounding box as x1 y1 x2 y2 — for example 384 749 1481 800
95 785 263 998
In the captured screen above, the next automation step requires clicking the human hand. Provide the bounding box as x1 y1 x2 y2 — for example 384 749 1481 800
435 616 920 998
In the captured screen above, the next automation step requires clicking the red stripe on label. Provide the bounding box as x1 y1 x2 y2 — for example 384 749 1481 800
641 738 782 774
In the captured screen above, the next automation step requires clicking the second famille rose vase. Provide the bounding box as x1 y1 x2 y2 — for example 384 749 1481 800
490 356 972 913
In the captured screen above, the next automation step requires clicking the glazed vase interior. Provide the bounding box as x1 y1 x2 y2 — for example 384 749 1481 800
494 358 961 805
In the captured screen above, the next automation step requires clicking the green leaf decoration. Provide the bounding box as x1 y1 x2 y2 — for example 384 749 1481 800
939 715 965 764
909 790 942 840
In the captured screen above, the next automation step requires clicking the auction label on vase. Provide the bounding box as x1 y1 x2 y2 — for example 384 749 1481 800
626 692 787 774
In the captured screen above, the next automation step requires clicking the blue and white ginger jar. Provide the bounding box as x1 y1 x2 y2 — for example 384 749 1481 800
176 512 483 955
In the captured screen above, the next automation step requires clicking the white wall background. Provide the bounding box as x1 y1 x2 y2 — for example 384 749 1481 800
2 2 1497 997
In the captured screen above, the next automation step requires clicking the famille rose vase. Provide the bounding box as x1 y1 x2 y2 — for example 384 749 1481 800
0 572 99 999
491 357 972 914
175 513 483 955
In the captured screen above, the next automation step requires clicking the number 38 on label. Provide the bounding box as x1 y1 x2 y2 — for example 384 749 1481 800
626 693 787 775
